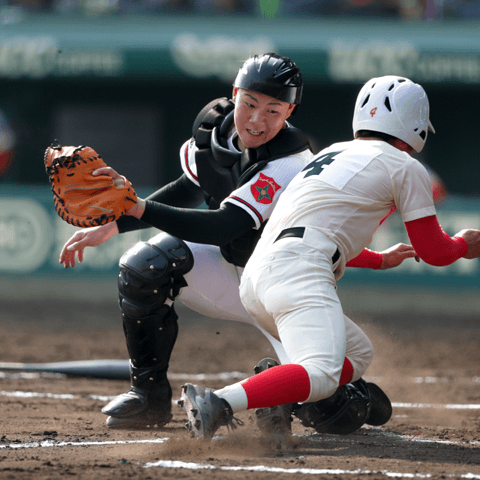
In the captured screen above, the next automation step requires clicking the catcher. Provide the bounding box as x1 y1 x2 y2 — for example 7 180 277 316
44 142 137 228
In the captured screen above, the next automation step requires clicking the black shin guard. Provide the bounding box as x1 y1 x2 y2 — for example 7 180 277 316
122 305 179 384
101 306 178 427
102 234 193 428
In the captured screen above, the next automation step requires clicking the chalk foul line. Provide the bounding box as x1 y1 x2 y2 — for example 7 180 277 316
1 434 479 478
0 438 169 449
143 460 480 478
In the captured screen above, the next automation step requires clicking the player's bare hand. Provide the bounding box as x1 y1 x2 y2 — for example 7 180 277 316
380 243 419 269
59 223 119 268
92 166 127 189
454 229 480 259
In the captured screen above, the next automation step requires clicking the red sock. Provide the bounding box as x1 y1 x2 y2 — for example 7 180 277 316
241 358 355 409
340 358 354 385
241 364 310 409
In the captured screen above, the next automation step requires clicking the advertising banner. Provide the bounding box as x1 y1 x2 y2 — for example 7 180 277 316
1 185 479 291
0 17 479 84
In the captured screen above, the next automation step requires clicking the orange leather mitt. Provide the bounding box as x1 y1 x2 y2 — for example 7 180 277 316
44 141 137 227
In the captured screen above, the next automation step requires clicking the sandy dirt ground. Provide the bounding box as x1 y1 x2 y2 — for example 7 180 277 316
1 297 479 480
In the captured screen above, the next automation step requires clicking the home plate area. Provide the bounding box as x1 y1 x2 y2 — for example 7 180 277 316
0 300 479 479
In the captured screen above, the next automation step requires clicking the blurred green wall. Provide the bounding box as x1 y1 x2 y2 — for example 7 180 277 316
0 15 479 195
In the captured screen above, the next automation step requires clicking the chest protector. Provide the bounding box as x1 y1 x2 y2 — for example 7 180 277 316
192 97 312 267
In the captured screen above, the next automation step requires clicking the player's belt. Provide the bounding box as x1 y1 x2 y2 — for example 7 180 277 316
274 227 341 265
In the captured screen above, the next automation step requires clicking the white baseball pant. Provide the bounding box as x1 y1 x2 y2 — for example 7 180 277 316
167 239 373 382
239 228 372 402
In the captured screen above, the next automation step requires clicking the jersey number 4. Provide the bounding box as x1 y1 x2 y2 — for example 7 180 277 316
302 151 344 178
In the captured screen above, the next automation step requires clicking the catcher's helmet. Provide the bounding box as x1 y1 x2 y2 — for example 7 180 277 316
352 75 435 153
233 53 303 107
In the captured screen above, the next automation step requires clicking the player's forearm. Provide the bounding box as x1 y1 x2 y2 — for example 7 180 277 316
137 201 255 245
116 174 205 234
346 249 383 269
145 174 205 208
405 215 468 266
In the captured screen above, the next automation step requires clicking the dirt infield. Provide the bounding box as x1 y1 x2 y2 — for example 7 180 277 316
1 297 479 480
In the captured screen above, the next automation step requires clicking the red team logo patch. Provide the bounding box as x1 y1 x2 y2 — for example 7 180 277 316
251 172 281 205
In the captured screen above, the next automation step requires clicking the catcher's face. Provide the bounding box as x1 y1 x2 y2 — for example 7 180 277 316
233 88 295 150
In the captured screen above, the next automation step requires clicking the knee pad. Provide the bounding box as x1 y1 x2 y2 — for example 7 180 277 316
118 233 194 318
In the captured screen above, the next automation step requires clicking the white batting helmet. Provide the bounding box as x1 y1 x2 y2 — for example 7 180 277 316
352 75 435 153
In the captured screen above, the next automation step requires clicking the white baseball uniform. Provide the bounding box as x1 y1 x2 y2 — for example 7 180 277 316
150 130 374 370
240 139 436 401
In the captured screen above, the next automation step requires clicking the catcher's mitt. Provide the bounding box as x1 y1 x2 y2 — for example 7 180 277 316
44 141 137 227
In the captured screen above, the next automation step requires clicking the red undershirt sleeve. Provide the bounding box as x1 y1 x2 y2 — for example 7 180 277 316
346 249 383 269
405 215 468 266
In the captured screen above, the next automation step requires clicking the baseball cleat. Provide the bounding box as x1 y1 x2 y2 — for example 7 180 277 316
255 404 294 436
294 378 392 435
360 380 392 426
179 384 242 441
253 358 294 437
294 381 370 435
101 386 172 429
